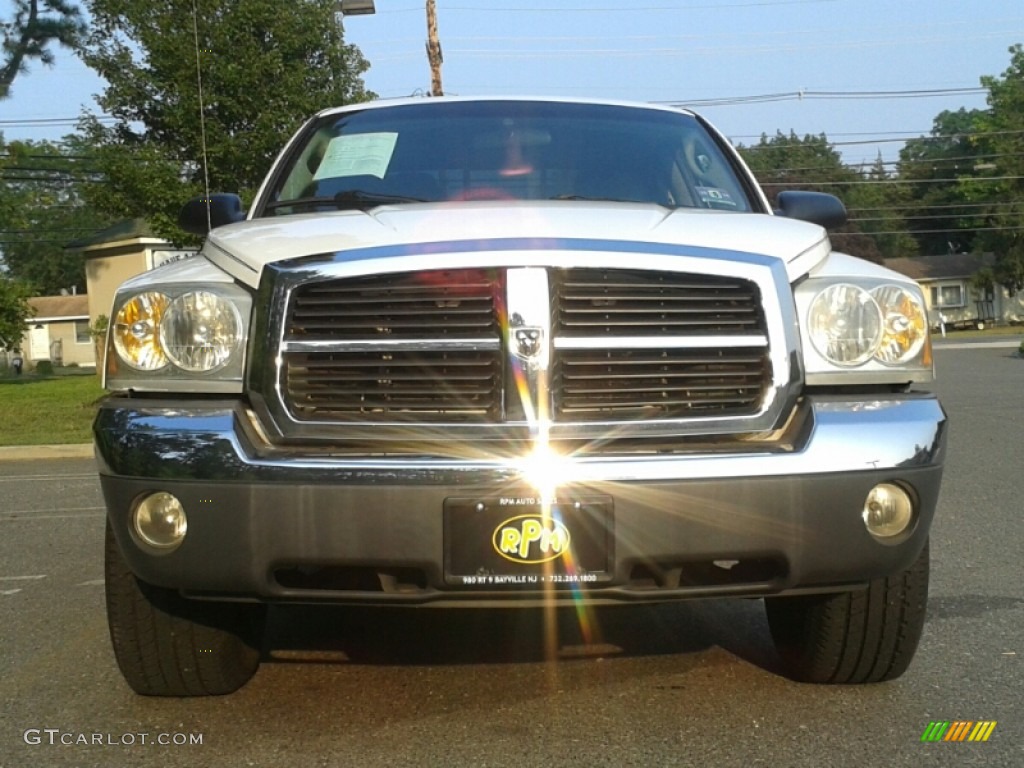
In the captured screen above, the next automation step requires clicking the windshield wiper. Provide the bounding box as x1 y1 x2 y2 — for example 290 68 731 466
550 194 667 206
265 190 427 213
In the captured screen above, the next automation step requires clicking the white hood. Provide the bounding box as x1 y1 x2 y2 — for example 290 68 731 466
203 202 832 288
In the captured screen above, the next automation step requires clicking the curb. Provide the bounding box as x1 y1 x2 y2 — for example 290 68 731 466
0 444 94 462
932 340 1022 350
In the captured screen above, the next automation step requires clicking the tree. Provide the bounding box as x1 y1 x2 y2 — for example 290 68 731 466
77 0 373 243
976 44 1024 296
1 0 85 99
739 131 895 263
898 108 997 257
842 154 918 260
0 277 34 350
0 136 111 294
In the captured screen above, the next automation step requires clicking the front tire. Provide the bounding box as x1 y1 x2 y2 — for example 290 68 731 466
765 540 929 684
104 520 265 696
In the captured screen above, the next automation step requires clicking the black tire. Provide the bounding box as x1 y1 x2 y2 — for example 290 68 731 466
765 540 929 684
104 520 265 696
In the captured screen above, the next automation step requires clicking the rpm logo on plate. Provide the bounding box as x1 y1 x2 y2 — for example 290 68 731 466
493 514 571 564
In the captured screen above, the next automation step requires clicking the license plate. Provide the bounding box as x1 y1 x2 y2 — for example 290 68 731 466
444 495 613 586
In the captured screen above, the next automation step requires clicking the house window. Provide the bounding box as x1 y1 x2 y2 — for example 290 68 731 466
930 284 965 309
75 320 91 344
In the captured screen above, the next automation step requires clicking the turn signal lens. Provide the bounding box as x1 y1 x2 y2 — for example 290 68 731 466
112 292 170 371
871 284 927 365
808 284 882 366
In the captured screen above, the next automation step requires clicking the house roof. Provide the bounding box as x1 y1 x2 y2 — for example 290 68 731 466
65 218 162 250
28 295 90 321
884 252 996 281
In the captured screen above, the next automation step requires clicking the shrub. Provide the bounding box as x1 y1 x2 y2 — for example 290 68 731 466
34 360 54 375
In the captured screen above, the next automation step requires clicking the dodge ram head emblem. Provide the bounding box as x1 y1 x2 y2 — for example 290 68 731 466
513 326 544 360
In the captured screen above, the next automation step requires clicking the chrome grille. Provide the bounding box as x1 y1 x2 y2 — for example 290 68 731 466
273 264 778 433
555 269 761 336
287 270 499 340
551 269 770 419
553 348 768 419
285 350 501 421
282 270 502 422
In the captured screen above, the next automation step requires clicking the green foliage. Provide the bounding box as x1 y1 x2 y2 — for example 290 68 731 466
993 248 1024 296
899 108 997 257
33 359 53 375
89 313 108 339
0 373 103 444
1 0 86 99
0 277 35 349
842 154 918 261
976 45 1024 295
739 132 902 263
0 136 112 294
78 0 373 244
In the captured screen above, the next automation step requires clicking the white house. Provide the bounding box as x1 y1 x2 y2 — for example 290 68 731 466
885 253 1024 329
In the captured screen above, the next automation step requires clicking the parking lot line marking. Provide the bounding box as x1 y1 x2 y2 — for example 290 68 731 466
77 579 105 586
1 509 106 521
1 589 23 596
0 574 47 581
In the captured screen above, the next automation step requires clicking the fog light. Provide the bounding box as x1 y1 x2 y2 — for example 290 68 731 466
132 492 187 551
862 484 914 538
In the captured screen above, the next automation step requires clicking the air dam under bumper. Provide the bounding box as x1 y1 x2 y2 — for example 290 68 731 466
94 395 945 606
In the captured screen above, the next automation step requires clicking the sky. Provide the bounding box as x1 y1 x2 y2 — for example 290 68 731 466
1 0 1022 168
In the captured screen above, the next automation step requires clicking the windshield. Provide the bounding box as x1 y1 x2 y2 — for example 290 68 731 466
262 100 755 215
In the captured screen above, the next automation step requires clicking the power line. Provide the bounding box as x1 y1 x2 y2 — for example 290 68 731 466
847 225 1024 236
849 201 1023 213
382 0 843 12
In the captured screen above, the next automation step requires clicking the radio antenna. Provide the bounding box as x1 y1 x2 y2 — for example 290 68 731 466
191 0 212 232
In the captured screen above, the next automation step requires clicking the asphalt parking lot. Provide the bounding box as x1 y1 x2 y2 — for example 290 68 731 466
1 344 1021 768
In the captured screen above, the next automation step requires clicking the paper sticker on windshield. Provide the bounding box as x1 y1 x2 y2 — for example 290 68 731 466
696 186 738 208
313 132 398 180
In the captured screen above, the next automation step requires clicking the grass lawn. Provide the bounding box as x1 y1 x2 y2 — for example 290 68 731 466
0 373 105 446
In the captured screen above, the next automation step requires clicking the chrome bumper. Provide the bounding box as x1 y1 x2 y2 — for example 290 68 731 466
94 395 944 484
94 394 946 605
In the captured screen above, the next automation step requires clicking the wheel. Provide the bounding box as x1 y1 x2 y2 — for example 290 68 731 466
104 520 265 696
765 540 929 684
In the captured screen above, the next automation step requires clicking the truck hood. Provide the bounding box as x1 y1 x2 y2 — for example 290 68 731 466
204 202 832 288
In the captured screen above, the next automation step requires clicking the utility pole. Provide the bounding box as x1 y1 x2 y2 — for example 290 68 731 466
425 0 443 96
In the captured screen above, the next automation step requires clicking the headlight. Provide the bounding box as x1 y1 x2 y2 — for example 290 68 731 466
795 270 933 385
105 262 252 393
871 285 927 365
159 291 242 373
807 284 882 366
112 291 170 371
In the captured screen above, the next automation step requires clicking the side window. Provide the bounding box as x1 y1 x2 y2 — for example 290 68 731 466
930 284 965 308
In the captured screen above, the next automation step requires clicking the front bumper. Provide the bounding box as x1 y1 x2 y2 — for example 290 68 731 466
95 394 946 606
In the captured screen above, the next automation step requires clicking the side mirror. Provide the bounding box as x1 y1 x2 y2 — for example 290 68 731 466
178 193 246 235
774 190 847 230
